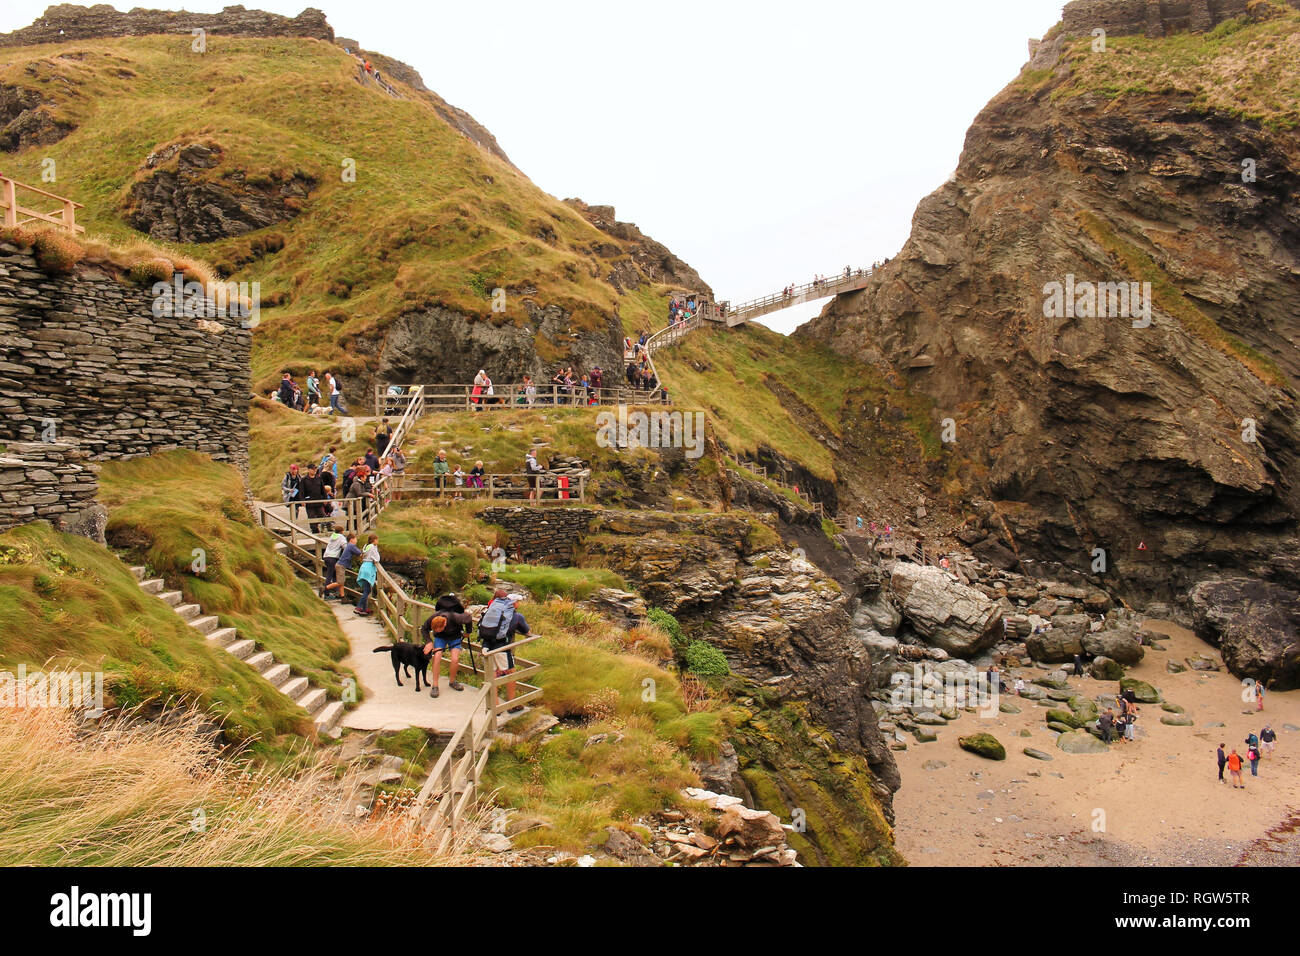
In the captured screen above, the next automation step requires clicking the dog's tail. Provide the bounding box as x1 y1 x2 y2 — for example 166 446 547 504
372 645 396 653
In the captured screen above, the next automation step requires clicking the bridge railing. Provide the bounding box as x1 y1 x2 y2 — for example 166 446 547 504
377 383 663 412
398 472 585 504
728 268 872 318
1 175 84 235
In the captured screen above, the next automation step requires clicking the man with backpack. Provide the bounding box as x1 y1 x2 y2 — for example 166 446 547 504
479 589 528 714
423 593 473 699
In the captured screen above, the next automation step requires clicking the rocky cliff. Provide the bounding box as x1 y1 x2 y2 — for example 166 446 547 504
798 1 1300 686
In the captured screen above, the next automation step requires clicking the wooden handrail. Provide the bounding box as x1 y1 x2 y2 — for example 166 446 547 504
1 175 84 235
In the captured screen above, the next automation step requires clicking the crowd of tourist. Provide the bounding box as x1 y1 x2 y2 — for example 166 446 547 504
280 419 406 526
272 369 347 415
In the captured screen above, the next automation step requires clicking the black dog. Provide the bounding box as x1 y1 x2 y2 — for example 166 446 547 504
373 641 434 692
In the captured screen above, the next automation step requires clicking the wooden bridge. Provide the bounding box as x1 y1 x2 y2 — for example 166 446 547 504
715 269 873 327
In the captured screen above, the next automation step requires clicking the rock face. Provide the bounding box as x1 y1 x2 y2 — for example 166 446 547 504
0 5 335 47
798 6 1300 649
125 142 315 243
581 510 900 821
1189 575 1300 689
888 563 1000 657
1081 627 1145 666
1057 730 1109 754
0 83 72 151
563 200 713 296
375 303 622 396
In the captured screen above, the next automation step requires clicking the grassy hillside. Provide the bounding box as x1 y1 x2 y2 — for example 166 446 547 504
0 33 683 392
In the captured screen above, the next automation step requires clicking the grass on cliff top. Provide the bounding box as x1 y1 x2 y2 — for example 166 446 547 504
484 595 737 853
0 521 318 758
96 449 355 708
1077 209 1290 388
653 322 854 480
0 33 678 394
0 705 477 866
1042 8 1300 130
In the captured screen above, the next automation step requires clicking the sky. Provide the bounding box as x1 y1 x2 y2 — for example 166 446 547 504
1 0 1068 333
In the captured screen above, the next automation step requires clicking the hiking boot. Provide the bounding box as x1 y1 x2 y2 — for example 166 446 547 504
429 686 440 699
448 681 464 692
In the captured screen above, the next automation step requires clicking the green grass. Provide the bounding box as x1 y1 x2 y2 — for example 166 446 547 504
0 521 318 755
0 33 677 395
483 596 737 852
496 564 627 601
1045 7 1300 131
96 450 355 706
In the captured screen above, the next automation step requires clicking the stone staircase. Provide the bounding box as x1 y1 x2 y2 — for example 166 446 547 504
128 564 345 736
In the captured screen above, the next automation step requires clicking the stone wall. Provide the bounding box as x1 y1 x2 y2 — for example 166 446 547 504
0 441 103 539
1057 0 1300 39
479 507 596 565
0 244 251 476
0 4 333 47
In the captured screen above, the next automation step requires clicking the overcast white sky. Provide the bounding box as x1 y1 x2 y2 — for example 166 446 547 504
2 0 1067 333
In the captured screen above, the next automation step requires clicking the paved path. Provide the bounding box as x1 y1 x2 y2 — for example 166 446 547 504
333 605 482 734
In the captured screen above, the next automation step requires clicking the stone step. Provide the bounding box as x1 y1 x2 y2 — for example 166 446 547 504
158 590 184 607
280 676 309 700
263 663 291 687
139 578 165 595
173 603 202 621
189 615 221 635
225 639 257 661
297 687 327 716
246 651 275 672
314 702 345 736
206 627 238 648
129 565 147 581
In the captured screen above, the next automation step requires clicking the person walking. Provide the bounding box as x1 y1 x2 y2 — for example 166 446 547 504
353 534 381 615
306 369 321 410
1227 748 1244 788
479 590 529 714
1072 653 1085 678
1217 743 1227 783
324 532 360 600
326 372 344 415
321 524 345 599
281 463 301 520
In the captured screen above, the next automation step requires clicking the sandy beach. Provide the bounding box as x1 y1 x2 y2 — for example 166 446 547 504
891 621 1300 866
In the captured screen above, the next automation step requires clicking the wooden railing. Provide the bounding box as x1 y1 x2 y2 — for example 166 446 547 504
375 382 663 413
1 175 84 235
398 471 585 504
723 268 872 325
732 457 826 518
254 501 543 850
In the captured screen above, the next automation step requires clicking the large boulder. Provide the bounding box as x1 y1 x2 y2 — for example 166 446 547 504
958 733 1006 760
1023 614 1090 662
1057 730 1109 754
1119 677 1161 704
889 563 1000 657
1188 575 1300 690
1090 656 1125 680
716 804 786 850
1082 627 1145 666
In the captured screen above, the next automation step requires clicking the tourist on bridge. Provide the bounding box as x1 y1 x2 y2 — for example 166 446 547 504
354 534 381 616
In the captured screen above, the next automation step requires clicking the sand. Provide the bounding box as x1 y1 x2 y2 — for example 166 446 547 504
890 621 1300 866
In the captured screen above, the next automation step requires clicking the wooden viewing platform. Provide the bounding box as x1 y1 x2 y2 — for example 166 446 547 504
375 382 663 416
1 174 84 235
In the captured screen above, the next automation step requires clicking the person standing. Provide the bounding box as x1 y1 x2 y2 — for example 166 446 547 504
1227 748 1244 788
1124 705 1138 741
306 369 321 410
1072 653 1085 678
1261 724 1276 756
525 449 544 503
1098 709 1115 744
1256 680 1265 711
433 449 450 492
325 533 360 600
374 418 393 457
1248 743 1261 777
422 593 473 699
281 463 301 520
1217 743 1227 783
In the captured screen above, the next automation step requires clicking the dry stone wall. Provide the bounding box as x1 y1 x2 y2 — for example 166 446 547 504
0 244 251 511
480 507 596 565
0 440 102 538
